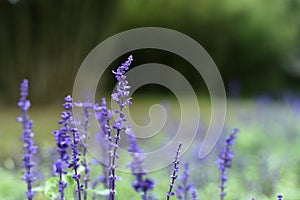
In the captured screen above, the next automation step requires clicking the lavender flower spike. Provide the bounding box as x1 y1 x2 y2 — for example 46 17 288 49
94 97 114 189
17 79 38 200
167 143 182 200
109 55 133 200
53 95 73 200
74 100 94 200
277 194 283 200
216 128 239 200
69 126 83 200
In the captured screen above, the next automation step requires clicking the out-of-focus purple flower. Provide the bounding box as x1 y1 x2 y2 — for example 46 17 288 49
277 194 283 200
17 79 38 200
53 95 73 200
94 97 114 190
167 143 182 200
109 55 133 200
74 100 95 200
176 162 197 200
191 188 198 200
216 128 239 200
127 128 154 200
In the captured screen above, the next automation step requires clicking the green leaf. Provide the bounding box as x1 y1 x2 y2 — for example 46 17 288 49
63 172 76 199
44 177 59 200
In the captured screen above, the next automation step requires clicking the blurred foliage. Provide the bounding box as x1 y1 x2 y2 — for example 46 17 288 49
1 0 300 103
1 96 300 199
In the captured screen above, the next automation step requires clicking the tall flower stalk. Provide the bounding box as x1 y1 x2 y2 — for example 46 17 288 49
216 128 239 200
17 79 38 200
69 125 82 200
54 95 82 200
95 97 114 189
53 96 72 200
109 55 133 200
75 100 94 200
167 143 182 200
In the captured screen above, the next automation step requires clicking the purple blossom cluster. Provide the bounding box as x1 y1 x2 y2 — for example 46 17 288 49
111 55 133 109
53 95 82 199
17 79 38 200
53 96 72 199
216 128 239 200
69 124 82 199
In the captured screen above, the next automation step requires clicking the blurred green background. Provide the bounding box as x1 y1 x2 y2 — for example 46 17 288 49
1 0 300 103
1 0 300 199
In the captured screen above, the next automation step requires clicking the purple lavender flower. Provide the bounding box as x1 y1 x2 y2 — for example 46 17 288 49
167 143 182 200
53 95 83 200
127 128 154 200
74 100 95 200
69 126 83 200
216 128 239 200
17 79 38 200
94 97 114 190
109 55 133 200
176 162 197 200
277 194 283 200
111 55 133 109
53 96 72 199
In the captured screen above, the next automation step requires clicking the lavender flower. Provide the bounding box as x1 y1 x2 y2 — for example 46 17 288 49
17 79 38 200
111 55 133 109
127 128 154 200
109 55 133 200
69 126 83 200
54 95 81 200
216 128 239 200
167 143 182 200
94 98 114 189
74 100 94 200
277 194 283 200
176 162 197 200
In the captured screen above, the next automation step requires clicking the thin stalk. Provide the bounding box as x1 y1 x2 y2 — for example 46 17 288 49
75 168 82 200
109 101 123 200
167 143 182 200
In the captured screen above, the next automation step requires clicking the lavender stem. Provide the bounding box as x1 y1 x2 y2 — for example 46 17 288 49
167 143 182 200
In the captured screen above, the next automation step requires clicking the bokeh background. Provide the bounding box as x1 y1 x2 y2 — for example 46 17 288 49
1 0 300 199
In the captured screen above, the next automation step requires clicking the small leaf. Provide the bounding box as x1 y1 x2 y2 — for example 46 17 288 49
44 177 59 200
